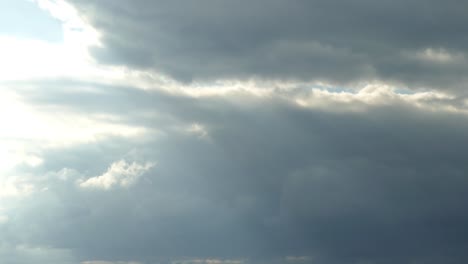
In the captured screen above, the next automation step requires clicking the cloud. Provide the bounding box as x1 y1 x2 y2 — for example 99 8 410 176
0 215 8 224
63 0 468 91
2 2 468 261
79 160 154 190
0 176 35 198
0 243 75 264
172 258 245 264
1 82 468 264
187 123 210 140
82 261 142 264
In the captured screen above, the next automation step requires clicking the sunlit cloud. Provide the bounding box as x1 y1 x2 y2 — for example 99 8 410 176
0 176 35 198
414 48 465 64
79 159 155 190
2 0 468 263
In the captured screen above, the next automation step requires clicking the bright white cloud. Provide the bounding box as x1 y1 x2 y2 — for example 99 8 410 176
79 160 155 190
0 88 148 143
0 87 149 182
187 123 209 139
293 83 458 113
0 176 35 199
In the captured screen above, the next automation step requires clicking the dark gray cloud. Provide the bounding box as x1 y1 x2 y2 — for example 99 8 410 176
65 0 468 89
4 1 468 263
3 83 468 264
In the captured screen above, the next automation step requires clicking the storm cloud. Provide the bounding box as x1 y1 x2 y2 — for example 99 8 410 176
2 1 468 263
66 0 468 90
2 83 468 264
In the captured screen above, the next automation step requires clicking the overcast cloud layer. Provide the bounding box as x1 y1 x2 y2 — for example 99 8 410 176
2 1 468 264
2 82 468 264
67 0 468 90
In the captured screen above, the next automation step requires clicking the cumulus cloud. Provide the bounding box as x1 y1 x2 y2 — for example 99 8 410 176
79 160 154 190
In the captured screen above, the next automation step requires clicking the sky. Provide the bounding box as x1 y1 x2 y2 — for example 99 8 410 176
1 1 468 264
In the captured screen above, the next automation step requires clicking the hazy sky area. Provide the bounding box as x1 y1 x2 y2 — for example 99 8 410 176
1 1 468 264
0 0 62 41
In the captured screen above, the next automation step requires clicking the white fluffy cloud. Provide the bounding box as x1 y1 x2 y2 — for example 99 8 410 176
79 160 154 190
